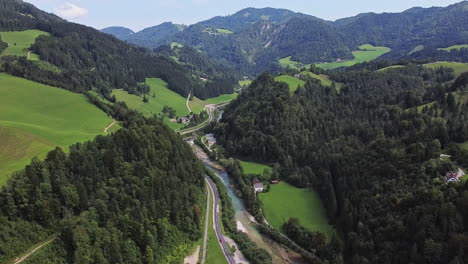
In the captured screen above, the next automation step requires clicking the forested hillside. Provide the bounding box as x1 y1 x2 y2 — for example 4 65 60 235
214 68 468 263
106 2 468 76
0 0 229 100
0 101 206 263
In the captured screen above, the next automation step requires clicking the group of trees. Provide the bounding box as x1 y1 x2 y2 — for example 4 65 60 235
0 34 7 53
214 67 468 263
0 97 207 263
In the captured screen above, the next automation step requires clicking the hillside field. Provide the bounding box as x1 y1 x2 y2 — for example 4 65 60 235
274 75 305 92
423 62 468 76
300 71 344 91
112 78 189 129
259 182 335 240
239 80 252 87
0 73 115 186
204 93 238 104
239 160 272 175
438 44 468 51
316 44 391 70
0 30 49 59
279 44 390 71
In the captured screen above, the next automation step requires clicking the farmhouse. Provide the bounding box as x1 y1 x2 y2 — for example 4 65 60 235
445 168 465 183
253 178 263 193
178 116 191 124
205 133 217 148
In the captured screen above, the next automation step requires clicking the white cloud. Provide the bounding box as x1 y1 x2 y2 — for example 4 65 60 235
55 3 88 19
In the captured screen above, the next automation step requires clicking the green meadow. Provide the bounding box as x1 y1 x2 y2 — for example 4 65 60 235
203 27 233 35
376 65 406 72
0 30 49 59
423 62 468 76
278 44 390 71
204 93 238 104
0 73 114 186
438 44 468 51
317 44 391 70
259 182 335 240
189 93 238 112
113 78 238 129
274 75 305 92
239 160 272 175
300 71 344 91
278 56 303 70
239 80 252 87
112 78 189 129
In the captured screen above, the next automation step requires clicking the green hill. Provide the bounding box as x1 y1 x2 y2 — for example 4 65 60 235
0 73 115 186
0 30 49 59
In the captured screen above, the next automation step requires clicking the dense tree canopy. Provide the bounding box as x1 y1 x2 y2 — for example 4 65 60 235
0 102 206 263
214 68 468 263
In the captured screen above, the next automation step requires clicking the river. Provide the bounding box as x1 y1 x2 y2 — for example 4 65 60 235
190 142 305 264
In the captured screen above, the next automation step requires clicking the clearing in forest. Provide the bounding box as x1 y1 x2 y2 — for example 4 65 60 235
239 160 272 175
274 75 305 92
0 30 49 59
316 44 391 70
259 182 335 240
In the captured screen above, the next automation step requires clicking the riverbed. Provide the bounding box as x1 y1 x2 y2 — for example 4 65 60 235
190 142 305 264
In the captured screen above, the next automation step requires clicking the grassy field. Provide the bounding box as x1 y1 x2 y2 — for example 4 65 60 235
0 30 49 59
409 45 425 55
113 78 237 129
376 65 406 72
317 44 391 70
204 93 238 104
259 182 335 240
239 80 252 87
278 56 303 70
112 78 189 129
203 27 233 35
274 75 305 92
438 44 468 51
216 28 234 34
300 71 344 91
0 73 114 186
239 160 272 175
423 62 468 76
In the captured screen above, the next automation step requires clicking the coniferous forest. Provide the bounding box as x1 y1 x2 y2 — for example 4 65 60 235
0 102 206 263
214 67 468 264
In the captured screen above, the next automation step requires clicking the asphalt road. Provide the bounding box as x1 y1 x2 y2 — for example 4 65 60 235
205 176 236 264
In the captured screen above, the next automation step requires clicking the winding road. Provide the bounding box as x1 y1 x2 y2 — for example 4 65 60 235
179 104 216 135
205 176 236 264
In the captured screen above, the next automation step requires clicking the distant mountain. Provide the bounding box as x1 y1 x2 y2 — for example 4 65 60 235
106 2 468 75
198 7 316 31
101 26 134 39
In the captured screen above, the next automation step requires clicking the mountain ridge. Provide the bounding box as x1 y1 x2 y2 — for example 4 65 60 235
102 2 468 76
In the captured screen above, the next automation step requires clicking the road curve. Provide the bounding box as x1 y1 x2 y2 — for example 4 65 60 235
205 176 236 264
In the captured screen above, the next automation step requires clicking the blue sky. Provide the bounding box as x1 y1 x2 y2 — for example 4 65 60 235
24 0 463 31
